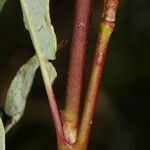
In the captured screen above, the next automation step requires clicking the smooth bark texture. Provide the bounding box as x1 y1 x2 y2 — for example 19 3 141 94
64 0 93 144
77 0 119 149
47 86 66 145
58 0 119 150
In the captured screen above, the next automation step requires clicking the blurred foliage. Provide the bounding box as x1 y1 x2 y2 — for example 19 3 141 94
0 0 150 150
0 0 6 11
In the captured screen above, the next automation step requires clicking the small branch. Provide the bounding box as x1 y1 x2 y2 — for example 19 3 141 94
76 0 119 148
46 85 65 145
64 0 93 144
36 56 66 146
19 0 66 146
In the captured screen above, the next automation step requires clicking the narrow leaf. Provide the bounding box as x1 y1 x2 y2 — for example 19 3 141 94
4 56 38 131
20 0 57 88
20 0 57 60
3 0 57 135
20 0 64 141
0 118 5 150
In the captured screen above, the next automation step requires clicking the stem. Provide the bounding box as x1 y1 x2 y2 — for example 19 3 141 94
20 0 65 145
77 0 119 148
64 0 93 144
36 50 66 146
46 85 65 144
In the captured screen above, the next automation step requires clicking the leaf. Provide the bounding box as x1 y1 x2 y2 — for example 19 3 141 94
20 0 57 87
42 60 57 86
0 0 7 12
4 0 58 132
20 0 57 60
4 56 39 132
20 0 59 134
0 118 5 150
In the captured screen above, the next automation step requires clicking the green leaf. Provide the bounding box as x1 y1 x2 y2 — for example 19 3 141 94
20 0 59 135
4 0 58 132
20 0 57 60
42 60 57 86
20 0 57 88
0 118 5 150
4 56 39 132
0 0 7 12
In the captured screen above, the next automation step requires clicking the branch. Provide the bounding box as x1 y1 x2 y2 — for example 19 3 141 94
76 0 119 148
63 0 93 144
19 0 66 146
46 85 65 145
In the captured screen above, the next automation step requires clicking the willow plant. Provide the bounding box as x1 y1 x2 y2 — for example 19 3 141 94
0 0 119 149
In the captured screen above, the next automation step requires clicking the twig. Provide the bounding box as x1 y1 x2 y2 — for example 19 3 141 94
76 0 119 148
46 85 65 145
63 0 93 144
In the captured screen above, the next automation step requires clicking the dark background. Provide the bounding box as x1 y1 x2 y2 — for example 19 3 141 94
0 0 150 149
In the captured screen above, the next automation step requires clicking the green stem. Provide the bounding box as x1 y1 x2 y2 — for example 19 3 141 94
76 0 119 148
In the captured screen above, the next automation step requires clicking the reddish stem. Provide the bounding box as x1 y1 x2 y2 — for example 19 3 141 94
47 85 66 145
64 0 93 143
